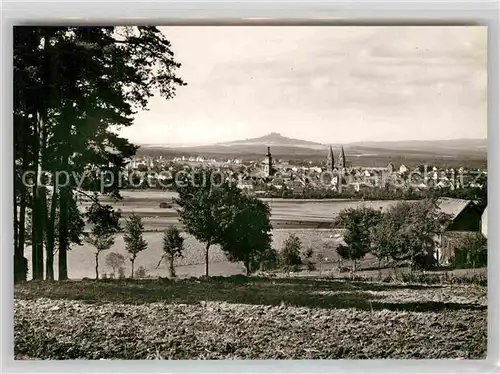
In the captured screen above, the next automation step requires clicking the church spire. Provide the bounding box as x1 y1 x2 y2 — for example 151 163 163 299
339 145 346 169
327 145 335 172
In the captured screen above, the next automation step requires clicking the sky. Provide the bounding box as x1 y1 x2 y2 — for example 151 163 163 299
118 26 487 146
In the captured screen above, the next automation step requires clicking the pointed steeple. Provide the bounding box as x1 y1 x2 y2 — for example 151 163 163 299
339 145 346 169
327 145 335 171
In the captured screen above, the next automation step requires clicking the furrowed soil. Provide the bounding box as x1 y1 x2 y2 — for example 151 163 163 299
14 277 487 360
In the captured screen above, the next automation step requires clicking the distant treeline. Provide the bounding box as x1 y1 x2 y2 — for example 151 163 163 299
271 185 487 209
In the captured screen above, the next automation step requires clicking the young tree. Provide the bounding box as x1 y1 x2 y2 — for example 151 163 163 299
123 214 148 278
175 171 242 277
220 195 273 275
336 206 383 273
105 252 126 278
303 247 316 271
279 234 303 272
85 203 120 279
158 225 185 278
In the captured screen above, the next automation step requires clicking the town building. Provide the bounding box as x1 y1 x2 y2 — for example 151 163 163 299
263 146 274 177
327 145 335 172
436 197 485 265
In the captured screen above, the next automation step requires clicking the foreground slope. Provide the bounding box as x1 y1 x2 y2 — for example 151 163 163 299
14 277 486 359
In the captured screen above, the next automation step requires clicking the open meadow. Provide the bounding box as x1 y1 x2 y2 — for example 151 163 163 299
23 190 478 280
14 277 487 359
24 190 412 280
25 229 347 280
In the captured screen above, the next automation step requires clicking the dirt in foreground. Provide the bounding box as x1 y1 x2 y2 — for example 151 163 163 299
14 277 487 359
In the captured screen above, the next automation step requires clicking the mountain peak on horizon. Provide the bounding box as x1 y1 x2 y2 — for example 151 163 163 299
217 132 325 148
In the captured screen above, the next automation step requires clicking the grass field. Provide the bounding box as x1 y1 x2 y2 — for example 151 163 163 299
25 190 477 280
38 190 411 280
25 229 346 280
14 277 487 359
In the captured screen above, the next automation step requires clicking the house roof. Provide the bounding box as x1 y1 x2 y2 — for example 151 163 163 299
436 197 472 221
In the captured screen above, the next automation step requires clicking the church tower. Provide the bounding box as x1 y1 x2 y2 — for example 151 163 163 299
327 145 335 172
264 146 273 177
337 145 346 194
338 145 346 169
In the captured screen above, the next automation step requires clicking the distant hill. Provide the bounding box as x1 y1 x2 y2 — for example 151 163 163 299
137 134 486 167
346 139 486 153
217 132 326 150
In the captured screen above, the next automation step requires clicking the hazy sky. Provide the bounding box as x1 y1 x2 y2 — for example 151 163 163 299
118 26 487 146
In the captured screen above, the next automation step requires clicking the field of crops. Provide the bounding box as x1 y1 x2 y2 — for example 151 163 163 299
80 190 408 226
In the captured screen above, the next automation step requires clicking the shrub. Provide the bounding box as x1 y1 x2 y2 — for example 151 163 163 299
453 233 487 269
135 266 148 278
302 247 315 271
259 247 279 271
117 266 126 279
105 252 126 278
279 234 303 272
338 265 351 273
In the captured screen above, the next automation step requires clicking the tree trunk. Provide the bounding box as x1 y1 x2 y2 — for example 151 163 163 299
39 184 48 277
58 185 69 280
15 108 32 283
45 190 58 280
13 181 21 282
205 242 211 277
131 259 135 278
31 114 44 280
377 258 381 280
245 257 250 276
95 252 99 280
16 181 28 283
169 256 176 278
39 117 53 280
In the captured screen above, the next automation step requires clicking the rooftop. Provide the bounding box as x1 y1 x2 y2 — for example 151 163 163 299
436 197 472 221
